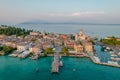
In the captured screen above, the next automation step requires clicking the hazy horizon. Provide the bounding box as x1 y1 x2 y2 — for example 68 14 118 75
0 0 120 24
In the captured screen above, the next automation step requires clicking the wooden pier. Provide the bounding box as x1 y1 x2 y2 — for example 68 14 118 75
51 54 59 73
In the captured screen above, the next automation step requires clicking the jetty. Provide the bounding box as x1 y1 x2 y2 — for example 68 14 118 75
51 54 60 73
51 53 63 73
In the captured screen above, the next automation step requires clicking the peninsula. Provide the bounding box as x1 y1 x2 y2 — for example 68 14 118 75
0 25 120 73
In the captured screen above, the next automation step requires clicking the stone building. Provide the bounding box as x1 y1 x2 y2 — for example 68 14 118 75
75 29 86 41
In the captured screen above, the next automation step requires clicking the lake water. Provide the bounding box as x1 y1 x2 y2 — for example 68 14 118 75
0 24 120 80
1 56 120 80
17 24 120 38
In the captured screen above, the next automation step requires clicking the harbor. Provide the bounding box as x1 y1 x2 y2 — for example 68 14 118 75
90 45 120 68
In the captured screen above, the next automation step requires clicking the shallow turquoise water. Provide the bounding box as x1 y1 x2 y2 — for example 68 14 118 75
0 56 120 80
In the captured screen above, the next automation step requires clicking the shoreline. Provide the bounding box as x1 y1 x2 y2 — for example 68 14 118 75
90 56 120 68
2 54 120 68
47 54 120 68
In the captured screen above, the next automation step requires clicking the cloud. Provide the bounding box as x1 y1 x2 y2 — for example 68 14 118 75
71 13 81 16
49 11 107 17
49 13 65 17
72 12 106 16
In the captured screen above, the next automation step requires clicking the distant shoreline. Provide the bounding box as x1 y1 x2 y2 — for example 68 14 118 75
19 23 120 25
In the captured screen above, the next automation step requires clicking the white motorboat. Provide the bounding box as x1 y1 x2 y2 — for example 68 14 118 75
59 61 63 66
93 56 100 63
73 68 76 71
108 60 118 65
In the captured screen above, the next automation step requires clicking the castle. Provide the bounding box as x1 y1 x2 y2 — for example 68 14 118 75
75 29 86 41
74 29 93 55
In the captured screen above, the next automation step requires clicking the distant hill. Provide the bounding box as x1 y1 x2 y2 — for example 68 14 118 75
20 20 83 24
20 20 120 25
21 20 50 24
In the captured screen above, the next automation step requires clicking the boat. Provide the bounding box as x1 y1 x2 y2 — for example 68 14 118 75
30 55 39 60
110 57 120 61
108 60 118 65
93 56 100 63
110 54 117 57
9 53 18 57
59 55 62 59
106 47 111 50
59 61 63 66
118 52 120 55
110 57 114 59
109 51 114 54
73 68 76 71
102 46 112 52
104 49 108 52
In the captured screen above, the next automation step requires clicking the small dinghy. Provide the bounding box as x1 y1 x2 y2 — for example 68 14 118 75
73 68 76 71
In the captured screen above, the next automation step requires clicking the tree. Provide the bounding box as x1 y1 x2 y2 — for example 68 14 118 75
59 51 64 54
0 25 32 36
45 48 54 54
31 38 37 42
100 38 120 46
0 46 16 55
71 35 75 40
61 46 69 56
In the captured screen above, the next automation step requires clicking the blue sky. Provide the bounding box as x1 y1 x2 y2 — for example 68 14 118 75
0 0 120 24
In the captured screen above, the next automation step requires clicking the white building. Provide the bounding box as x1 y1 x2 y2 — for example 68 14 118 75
17 42 30 52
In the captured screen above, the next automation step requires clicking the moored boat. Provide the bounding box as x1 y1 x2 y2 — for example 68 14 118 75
93 56 100 63
59 61 63 66
108 60 118 65
30 55 39 60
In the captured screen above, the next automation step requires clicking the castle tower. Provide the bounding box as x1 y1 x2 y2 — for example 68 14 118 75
79 29 83 36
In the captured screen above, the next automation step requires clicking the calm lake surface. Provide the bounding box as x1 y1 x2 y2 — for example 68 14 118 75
0 24 120 80
17 24 120 38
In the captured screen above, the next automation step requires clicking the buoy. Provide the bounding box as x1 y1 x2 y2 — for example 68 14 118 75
73 68 76 71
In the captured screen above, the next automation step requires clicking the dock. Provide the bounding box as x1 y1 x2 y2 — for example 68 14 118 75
51 54 59 73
